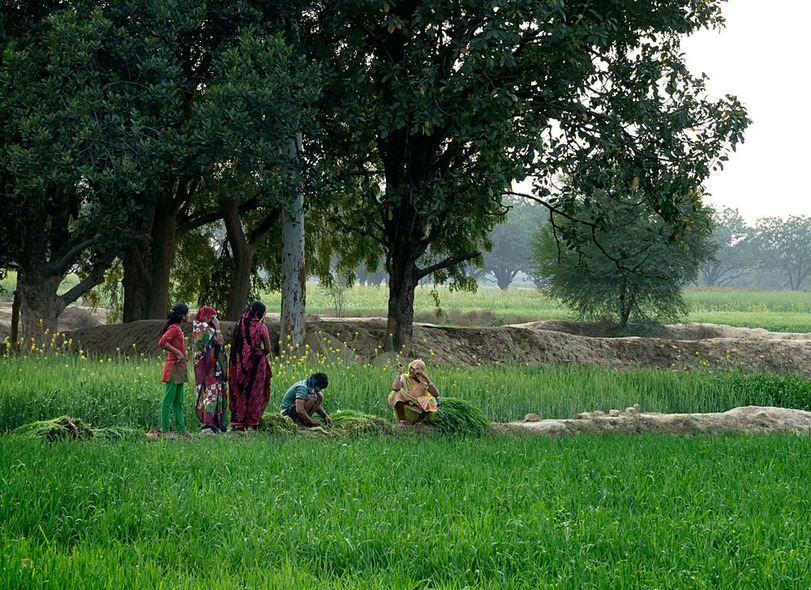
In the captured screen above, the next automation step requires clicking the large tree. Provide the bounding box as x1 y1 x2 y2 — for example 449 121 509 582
529 188 717 330
475 197 548 290
114 1 320 323
303 0 749 352
1 0 322 337
0 4 149 342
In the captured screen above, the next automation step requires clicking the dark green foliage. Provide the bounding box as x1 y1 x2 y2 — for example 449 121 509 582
429 397 489 437
529 186 717 330
305 0 749 351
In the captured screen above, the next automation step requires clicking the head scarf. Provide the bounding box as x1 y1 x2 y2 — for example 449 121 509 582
405 359 430 396
408 359 426 374
195 306 216 323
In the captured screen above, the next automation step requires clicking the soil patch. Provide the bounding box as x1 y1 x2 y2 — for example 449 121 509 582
495 405 811 437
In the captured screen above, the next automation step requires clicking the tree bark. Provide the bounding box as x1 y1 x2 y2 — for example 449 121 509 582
385 253 418 354
221 198 256 321
122 196 180 322
14 270 67 345
280 135 307 347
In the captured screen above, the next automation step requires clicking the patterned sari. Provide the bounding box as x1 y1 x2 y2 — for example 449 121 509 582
228 305 272 428
193 307 228 431
388 359 438 424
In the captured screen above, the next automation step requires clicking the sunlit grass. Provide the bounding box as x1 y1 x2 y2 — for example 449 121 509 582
2 434 811 588
4 340 811 432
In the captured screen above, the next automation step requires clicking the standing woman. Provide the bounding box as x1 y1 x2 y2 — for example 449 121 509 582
228 301 272 431
192 306 228 435
159 303 190 436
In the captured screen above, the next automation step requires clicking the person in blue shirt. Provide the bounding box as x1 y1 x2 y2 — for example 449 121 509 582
280 373 333 428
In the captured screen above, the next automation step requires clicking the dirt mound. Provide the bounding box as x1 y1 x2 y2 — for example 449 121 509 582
494 406 811 437
54 315 811 378
0 304 105 342
3 300 811 376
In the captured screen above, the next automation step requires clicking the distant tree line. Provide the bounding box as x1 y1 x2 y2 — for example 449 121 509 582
697 209 811 291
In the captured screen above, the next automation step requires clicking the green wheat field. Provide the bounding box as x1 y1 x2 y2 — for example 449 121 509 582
3 285 811 588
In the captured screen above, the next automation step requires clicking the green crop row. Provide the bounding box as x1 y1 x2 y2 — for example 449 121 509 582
3 352 811 433
2 433 811 588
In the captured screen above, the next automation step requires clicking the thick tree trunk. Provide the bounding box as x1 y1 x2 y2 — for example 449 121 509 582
122 197 179 322
385 255 418 354
280 135 306 347
122 242 153 322
14 270 67 345
222 198 256 321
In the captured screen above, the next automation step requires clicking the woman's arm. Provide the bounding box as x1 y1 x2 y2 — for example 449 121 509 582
392 362 405 390
414 367 438 396
211 317 224 346
162 343 184 361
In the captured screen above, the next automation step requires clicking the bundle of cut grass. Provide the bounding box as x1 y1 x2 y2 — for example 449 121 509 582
429 398 489 437
331 409 395 436
12 415 94 441
257 412 298 436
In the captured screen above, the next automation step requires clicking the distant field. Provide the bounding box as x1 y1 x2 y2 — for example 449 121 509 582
3 272 811 332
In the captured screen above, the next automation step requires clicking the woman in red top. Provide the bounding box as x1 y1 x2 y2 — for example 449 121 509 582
228 301 272 431
159 303 190 435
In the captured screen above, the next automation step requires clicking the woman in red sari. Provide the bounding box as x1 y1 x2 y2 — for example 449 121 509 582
228 301 272 431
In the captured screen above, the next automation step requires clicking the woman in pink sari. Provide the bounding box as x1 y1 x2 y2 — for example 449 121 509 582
388 359 439 425
228 301 272 431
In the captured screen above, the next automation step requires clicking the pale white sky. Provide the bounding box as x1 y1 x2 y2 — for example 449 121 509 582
681 0 811 225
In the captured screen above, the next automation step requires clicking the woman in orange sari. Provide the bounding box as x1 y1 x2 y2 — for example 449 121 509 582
388 359 439 425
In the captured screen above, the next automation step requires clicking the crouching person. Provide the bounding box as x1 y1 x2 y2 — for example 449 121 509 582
280 373 333 429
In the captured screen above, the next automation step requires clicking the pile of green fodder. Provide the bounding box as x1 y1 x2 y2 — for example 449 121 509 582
331 409 396 436
257 412 299 436
429 397 489 436
12 415 94 440
9 415 139 441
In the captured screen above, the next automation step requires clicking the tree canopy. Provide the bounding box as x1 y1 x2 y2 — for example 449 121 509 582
529 185 717 330
303 0 749 351
1 0 750 351
752 216 811 291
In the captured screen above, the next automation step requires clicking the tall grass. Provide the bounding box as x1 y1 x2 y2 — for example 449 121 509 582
3 351 811 432
2 434 811 588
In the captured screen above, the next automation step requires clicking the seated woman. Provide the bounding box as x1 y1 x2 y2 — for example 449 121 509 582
388 359 439 425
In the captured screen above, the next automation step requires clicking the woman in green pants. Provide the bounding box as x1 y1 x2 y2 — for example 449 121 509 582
159 303 190 436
